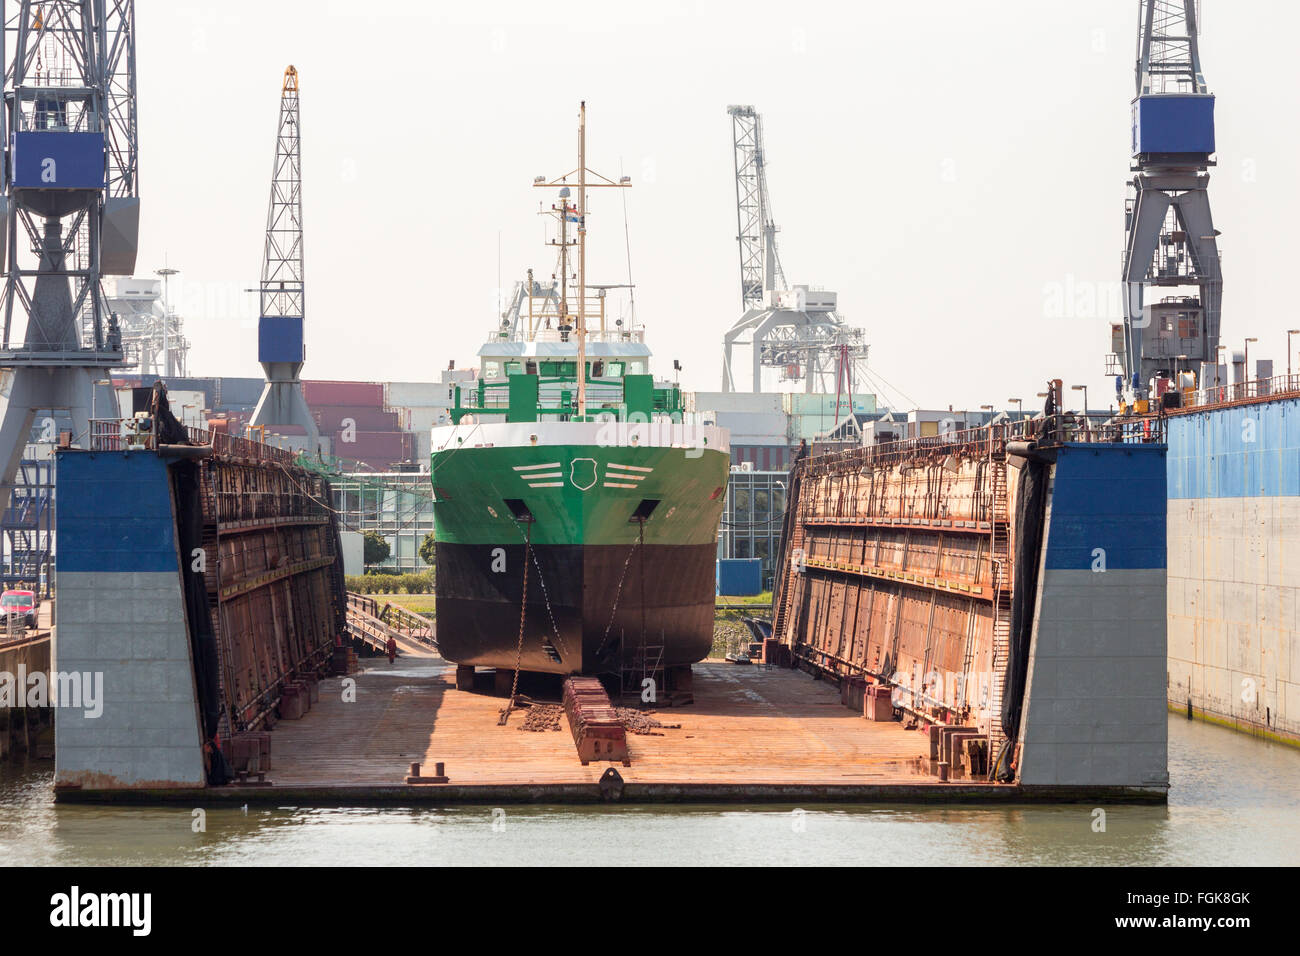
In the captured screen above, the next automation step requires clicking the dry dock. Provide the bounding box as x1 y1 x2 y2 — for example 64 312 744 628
56 647 1159 805
50 406 1170 805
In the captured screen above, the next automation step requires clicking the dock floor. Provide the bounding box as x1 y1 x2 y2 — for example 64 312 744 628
271 653 937 790
55 647 1165 804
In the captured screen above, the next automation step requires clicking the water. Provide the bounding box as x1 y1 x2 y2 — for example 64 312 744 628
2 715 1297 866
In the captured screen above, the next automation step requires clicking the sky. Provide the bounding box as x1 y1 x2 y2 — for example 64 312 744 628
131 0 1300 413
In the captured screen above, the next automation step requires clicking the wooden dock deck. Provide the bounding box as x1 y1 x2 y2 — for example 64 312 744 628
267 653 937 791
53 647 1163 805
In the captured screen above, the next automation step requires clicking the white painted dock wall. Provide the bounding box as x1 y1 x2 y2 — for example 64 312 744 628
53 450 206 789
54 571 205 789
1167 497 1300 740
1166 400 1300 742
1017 444 1170 791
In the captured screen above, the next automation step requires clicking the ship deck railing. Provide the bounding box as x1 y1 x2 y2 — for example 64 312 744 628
490 328 646 345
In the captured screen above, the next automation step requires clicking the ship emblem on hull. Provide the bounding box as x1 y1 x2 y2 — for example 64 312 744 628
569 458 598 491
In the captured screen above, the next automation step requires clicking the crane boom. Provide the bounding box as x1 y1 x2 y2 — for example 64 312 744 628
1114 0 1222 412
728 105 784 313
250 65 319 450
721 105 868 395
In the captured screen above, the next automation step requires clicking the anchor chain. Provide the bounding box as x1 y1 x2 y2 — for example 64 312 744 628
594 525 644 662
499 520 533 725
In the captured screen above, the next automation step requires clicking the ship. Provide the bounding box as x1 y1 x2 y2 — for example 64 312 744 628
428 103 730 677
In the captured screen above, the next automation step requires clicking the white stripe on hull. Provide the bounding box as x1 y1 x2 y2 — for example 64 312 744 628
433 419 731 455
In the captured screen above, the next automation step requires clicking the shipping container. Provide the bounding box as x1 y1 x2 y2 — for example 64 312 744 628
387 381 449 408
782 392 877 416
402 407 452 435
332 431 414 470
716 557 763 596
790 411 866 440
689 390 783 414
699 410 789 441
303 380 385 407
215 377 266 409
314 406 401 433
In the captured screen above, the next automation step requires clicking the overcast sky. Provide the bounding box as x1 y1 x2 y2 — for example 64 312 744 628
134 0 1300 412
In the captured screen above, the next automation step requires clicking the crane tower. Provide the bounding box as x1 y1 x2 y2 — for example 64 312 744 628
249 65 318 451
1112 0 1222 412
721 105 867 394
0 0 137 503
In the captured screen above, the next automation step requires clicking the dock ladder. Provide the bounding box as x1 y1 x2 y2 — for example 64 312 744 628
987 452 1013 772
620 638 665 705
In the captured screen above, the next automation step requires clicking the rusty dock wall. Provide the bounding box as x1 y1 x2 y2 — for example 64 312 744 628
1 632 51 759
772 422 1170 795
53 428 348 791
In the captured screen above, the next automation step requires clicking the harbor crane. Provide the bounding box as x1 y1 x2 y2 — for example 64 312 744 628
721 105 867 396
1112 0 1222 413
249 65 319 452
0 0 137 508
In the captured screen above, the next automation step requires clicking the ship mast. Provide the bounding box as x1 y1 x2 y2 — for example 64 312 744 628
534 102 631 420
578 102 588 418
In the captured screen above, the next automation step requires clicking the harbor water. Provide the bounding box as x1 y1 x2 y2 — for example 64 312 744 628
2 714 1297 866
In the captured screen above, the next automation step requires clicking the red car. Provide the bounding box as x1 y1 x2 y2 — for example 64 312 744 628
1 589 38 629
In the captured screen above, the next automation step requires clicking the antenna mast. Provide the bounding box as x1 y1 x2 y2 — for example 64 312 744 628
533 102 630 420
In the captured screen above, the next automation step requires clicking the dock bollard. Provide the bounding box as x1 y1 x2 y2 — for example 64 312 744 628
404 761 450 785
937 761 949 782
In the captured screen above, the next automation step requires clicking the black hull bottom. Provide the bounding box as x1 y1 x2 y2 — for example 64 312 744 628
435 542 717 675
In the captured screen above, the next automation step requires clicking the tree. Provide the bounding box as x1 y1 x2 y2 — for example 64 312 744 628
362 530 390 568
419 531 436 567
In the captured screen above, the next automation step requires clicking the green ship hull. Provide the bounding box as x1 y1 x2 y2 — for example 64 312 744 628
431 432 730 675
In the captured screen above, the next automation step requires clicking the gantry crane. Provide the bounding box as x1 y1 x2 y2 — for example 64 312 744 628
721 105 867 394
250 65 319 452
1112 0 1222 412
0 0 137 509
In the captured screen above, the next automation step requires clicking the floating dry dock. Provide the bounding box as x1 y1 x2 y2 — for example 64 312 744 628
51 397 1171 804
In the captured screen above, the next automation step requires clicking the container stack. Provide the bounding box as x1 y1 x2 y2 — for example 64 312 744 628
303 380 414 469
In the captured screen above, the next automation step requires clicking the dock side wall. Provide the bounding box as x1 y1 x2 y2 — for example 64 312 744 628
1166 400 1300 743
1018 443 1169 790
54 450 205 789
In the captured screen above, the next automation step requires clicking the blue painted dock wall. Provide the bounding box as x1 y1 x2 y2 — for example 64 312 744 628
53 449 205 789
1018 443 1169 791
1166 398 1300 742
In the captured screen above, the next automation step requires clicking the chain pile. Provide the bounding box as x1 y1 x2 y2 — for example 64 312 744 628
614 708 681 736
519 703 564 732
